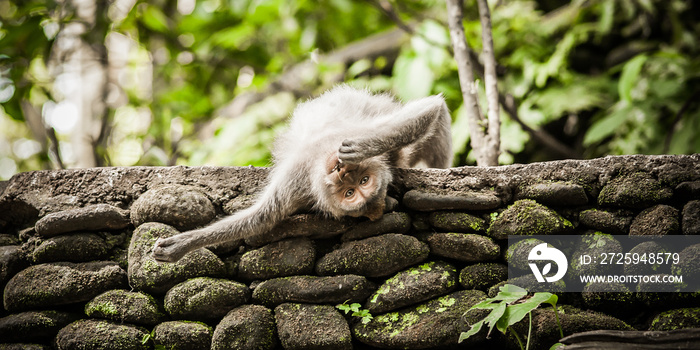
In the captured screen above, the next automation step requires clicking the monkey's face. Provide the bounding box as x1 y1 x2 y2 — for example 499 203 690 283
319 155 392 221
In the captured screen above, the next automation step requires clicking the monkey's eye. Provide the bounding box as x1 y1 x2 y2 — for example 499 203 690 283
345 188 355 198
359 176 369 185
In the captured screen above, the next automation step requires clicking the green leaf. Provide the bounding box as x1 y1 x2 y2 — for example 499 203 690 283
618 54 648 102
583 103 630 145
550 342 565 350
141 5 169 33
392 53 434 100
483 302 507 337
459 319 484 343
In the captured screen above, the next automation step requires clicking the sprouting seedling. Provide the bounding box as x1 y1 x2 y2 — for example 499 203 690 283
459 284 564 350
336 302 373 325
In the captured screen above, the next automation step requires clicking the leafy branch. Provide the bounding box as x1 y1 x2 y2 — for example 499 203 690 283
460 284 564 350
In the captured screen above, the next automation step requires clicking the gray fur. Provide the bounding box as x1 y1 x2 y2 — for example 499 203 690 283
153 86 452 262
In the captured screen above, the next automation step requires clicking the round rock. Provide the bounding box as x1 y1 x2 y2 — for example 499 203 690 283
0 245 29 290
275 303 351 350
130 185 216 231
579 209 632 234
428 211 485 233
0 311 80 343
459 263 508 291
55 319 150 350
85 289 165 326
488 199 573 239
365 261 458 314
629 204 679 236
403 189 501 211
515 182 588 206
316 234 429 278
153 321 213 350
427 233 500 262
682 200 700 235
3 261 127 312
35 204 130 237
354 290 487 349
212 305 277 350
598 173 673 209
341 212 411 241
650 308 700 331
252 275 375 307
238 238 315 280
33 233 109 263
127 222 225 294
164 277 250 322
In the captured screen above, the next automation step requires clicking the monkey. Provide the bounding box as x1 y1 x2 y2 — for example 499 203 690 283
152 85 452 262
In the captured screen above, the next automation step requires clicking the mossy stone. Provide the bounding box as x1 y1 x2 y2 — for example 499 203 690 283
85 289 165 326
164 277 250 322
487 199 573 239
211 305 277 350
275 303 351 350
650 308 700 331
598 172 673 209
0 311 80 343
153 321 213 350
427 232 500 262
55 319 150 350
459 263 508 291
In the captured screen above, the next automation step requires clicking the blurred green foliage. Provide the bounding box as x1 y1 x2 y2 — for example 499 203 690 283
0 0 698 179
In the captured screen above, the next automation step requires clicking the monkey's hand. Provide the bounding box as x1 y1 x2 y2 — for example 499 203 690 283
153 235 191 263
338 138 382 164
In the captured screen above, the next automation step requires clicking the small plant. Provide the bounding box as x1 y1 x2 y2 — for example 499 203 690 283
336 302 373 324
459 284 564 350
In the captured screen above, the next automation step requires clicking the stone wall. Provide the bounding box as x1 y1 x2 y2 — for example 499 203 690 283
0 154 698 350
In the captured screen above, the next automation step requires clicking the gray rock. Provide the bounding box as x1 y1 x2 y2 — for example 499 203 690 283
427 233 500 262
403 189 501 211
629 204 679 236
275 303 351 350
85 289 165 326
164 277 250 322
32 233 109 263
505 238 548 272
0 245 28 290
55 319 150 350
212 305 277 350
252 275 375 307
507 306 632 350
353 290 487 349
682 200 700 235
246 214 354 247
316 234 429 278
130 185 216 231
582 282 637 314
624 241 670 275
571 233 623 276
672 243 700 281
0 344 51 350
598 172 673 209
675 180 700 200
0 234 20 245
127 222 225 294
579 209 632 234
341 212 411 241
365 261 458 314
488 199 574 239
238 238 315 280
3 261 127 312
459 263 508 291
0 311 80 343
153 321 213 350
34 204 130 237
515 182 588 206
427 211 486 233
649 308 700 331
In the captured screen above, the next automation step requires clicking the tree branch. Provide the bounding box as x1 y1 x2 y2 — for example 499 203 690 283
445 0 489 165
476 0 500 165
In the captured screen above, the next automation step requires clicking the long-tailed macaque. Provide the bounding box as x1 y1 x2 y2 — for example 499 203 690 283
153 86 452 262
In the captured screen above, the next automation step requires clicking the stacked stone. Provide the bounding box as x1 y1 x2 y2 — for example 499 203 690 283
0 155 698 350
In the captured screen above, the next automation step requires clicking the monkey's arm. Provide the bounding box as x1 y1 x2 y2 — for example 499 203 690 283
338 95 450 165
152 166 305 262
